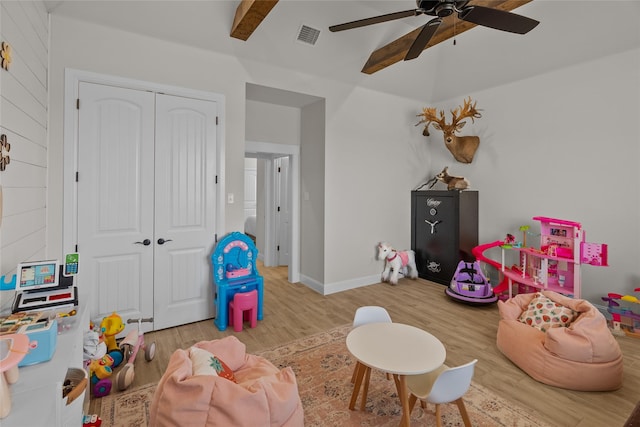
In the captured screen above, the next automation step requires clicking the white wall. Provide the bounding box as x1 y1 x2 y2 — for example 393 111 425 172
246 100 300 145
300 99 326 285
323 87 432 290
47 14 424 291
425 48 640 302
45 13 640 304
245 100 300 259
0 1 49 310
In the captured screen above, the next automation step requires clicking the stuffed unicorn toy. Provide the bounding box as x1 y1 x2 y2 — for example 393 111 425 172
376 242 418 285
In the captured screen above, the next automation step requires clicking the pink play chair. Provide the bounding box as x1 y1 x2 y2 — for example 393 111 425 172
228 290 258 332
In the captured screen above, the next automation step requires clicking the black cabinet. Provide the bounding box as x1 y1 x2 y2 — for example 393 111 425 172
411 190 478 285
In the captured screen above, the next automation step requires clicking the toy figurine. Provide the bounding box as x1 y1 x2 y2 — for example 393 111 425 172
100 313 125 367
89 354 114 397
427 167 470 191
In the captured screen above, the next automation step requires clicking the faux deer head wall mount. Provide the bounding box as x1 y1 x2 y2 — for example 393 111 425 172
416 97 482 164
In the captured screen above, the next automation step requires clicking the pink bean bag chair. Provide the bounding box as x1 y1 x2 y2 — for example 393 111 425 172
496 290 623 391
150 336 303 426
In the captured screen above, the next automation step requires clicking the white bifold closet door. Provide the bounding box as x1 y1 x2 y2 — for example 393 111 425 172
77 82 217 331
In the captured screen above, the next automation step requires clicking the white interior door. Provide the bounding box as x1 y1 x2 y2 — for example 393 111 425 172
275 156 290 266
77 82 155 329
244 159 257 220
77 83 216 331
153 94 217 329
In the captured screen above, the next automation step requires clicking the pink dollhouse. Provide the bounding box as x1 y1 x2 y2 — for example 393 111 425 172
476 216 608 299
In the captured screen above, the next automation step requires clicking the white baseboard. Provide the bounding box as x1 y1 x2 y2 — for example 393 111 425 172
299 274 381 296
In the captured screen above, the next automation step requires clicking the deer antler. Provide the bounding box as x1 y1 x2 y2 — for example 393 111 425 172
450 97 482 127
415 107 446 136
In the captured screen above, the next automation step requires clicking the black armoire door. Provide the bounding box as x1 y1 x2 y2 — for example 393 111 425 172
411 190 478 285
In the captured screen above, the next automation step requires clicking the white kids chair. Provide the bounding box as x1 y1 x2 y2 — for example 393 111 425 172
352 305 392 328
350 306 392 384
406 359 478 427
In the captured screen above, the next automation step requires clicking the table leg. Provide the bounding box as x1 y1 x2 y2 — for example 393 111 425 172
392 374 411 427
360 365 371 411
349 361 366 410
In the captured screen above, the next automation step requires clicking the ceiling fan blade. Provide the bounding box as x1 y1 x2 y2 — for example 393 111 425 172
458 5 539 34
329 9 418 32
404 18 442 61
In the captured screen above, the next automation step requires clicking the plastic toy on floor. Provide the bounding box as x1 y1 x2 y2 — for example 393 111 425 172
115 317 156 391
601 288 640 338
376 242 418 286
99 312 125 368
89 354 115 397
445 260 497 304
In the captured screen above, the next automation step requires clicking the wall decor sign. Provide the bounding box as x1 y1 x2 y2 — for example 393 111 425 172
1 42 11 70
0 134 10 171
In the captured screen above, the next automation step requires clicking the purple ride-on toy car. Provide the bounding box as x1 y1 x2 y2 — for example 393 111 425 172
445 260 498 305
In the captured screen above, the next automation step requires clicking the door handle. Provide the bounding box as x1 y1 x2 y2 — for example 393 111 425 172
134 239 151 246
157 238 173 245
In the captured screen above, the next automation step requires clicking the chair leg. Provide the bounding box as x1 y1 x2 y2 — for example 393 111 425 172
455 398 472 427
249 307 257 328
233 305 243 332
408 394 418 412
435 404 443 427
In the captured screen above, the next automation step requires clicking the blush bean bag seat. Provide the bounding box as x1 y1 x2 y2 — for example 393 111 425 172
150 336 304 427
496 290 623 391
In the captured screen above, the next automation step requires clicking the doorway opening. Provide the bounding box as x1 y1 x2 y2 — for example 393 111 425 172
245 141 300 284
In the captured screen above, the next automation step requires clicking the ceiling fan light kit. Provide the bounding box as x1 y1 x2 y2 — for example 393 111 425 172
330 0 539 62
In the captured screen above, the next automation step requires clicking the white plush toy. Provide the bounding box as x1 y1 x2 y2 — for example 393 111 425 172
83 329 106 363
377 242 418 285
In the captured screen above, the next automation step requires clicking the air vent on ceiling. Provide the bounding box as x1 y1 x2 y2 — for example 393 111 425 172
296 24 320 46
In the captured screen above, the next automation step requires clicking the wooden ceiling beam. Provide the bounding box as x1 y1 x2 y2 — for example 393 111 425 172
230 0 279 41
361 0 533 74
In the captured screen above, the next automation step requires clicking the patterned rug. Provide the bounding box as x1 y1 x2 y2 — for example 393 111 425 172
99 324 552 427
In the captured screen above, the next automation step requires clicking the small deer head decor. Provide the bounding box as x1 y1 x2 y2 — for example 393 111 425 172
426 166 470 191
416 97 482 164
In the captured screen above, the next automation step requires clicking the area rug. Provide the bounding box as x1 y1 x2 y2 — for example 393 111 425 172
99 324 552 427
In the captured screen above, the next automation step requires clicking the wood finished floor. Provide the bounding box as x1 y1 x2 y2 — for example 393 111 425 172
90 264 640 426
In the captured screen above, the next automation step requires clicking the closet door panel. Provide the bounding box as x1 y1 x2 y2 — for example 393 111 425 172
77 82 155 324
153 94 217 329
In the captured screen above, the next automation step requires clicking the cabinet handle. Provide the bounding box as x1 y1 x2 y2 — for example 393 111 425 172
134 239 151 246
157 238 173 245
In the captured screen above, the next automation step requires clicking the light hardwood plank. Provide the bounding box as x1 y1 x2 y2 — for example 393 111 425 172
89 263 640 426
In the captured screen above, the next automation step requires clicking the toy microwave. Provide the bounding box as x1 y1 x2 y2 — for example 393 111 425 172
17 318 58 366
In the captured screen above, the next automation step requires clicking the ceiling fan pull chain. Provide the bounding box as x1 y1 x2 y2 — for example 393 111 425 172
453 16 457 45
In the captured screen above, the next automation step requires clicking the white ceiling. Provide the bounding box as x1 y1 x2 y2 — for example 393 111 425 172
47 1 640 104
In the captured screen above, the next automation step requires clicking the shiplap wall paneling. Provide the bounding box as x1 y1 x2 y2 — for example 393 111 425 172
0 1 49 291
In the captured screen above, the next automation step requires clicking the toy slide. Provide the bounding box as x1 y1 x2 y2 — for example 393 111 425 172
472 240 512 294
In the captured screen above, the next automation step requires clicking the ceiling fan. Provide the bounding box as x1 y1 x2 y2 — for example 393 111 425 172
329 1 539 61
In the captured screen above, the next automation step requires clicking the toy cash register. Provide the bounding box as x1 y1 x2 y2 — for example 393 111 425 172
11 259 78 313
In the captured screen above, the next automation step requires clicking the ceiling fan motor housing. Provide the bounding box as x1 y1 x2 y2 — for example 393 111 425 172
417 0 471 17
